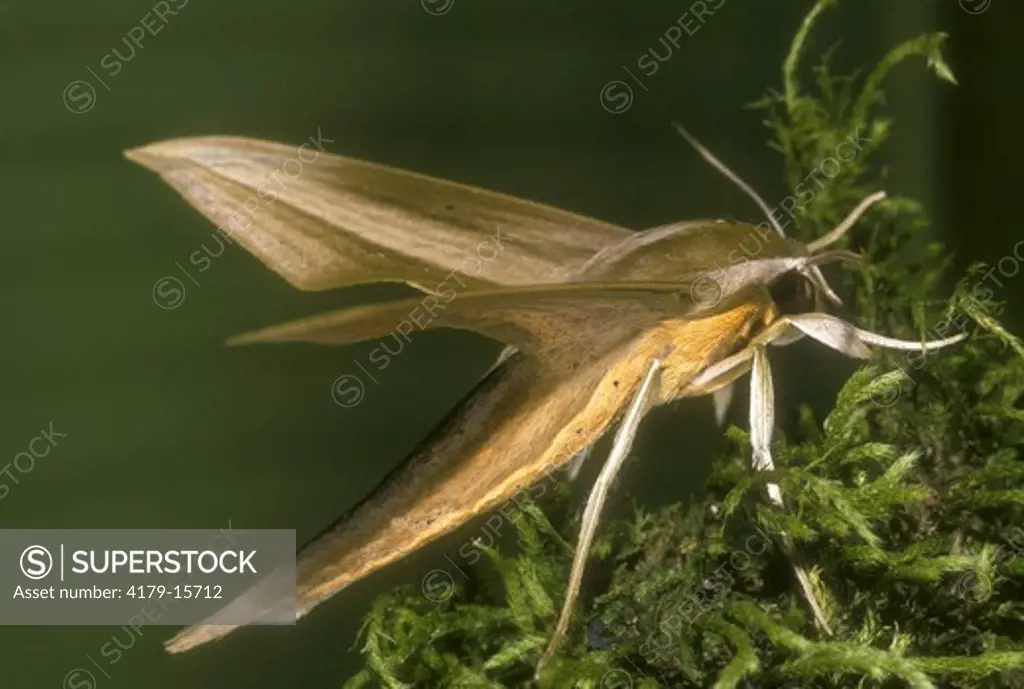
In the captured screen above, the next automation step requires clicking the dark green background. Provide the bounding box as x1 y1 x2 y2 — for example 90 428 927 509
3 1 1022 687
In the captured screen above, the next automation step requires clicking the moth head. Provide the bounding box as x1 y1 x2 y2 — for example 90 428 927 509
671 122 884 316
780 189 888 315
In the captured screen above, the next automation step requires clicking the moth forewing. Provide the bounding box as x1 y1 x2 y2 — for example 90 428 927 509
125 137 630 291
223 273 799 372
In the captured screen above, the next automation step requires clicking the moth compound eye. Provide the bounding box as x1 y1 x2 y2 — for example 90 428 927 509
769 271 815 315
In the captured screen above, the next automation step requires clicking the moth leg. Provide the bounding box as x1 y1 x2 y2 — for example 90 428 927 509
776 312 968 360
697 313 966 636
688 337 832 631
690 317 805 418
750 347 834 635
712 384 735 426
535 357 664 677
565 444 594 482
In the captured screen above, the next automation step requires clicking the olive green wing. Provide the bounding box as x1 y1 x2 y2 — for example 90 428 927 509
228 282 701 370
227 251 817 369
125 136 630 292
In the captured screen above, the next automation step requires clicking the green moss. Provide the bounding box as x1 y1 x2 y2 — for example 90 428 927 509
345 2 1024 686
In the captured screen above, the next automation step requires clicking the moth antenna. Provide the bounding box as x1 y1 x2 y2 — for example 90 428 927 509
802 191 884 305
801 249 863 308
804 249 862 267
805 265 844 308
807 190 887 253
672 122 786 237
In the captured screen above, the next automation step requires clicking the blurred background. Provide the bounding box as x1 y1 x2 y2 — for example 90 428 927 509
2 0 1022 686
